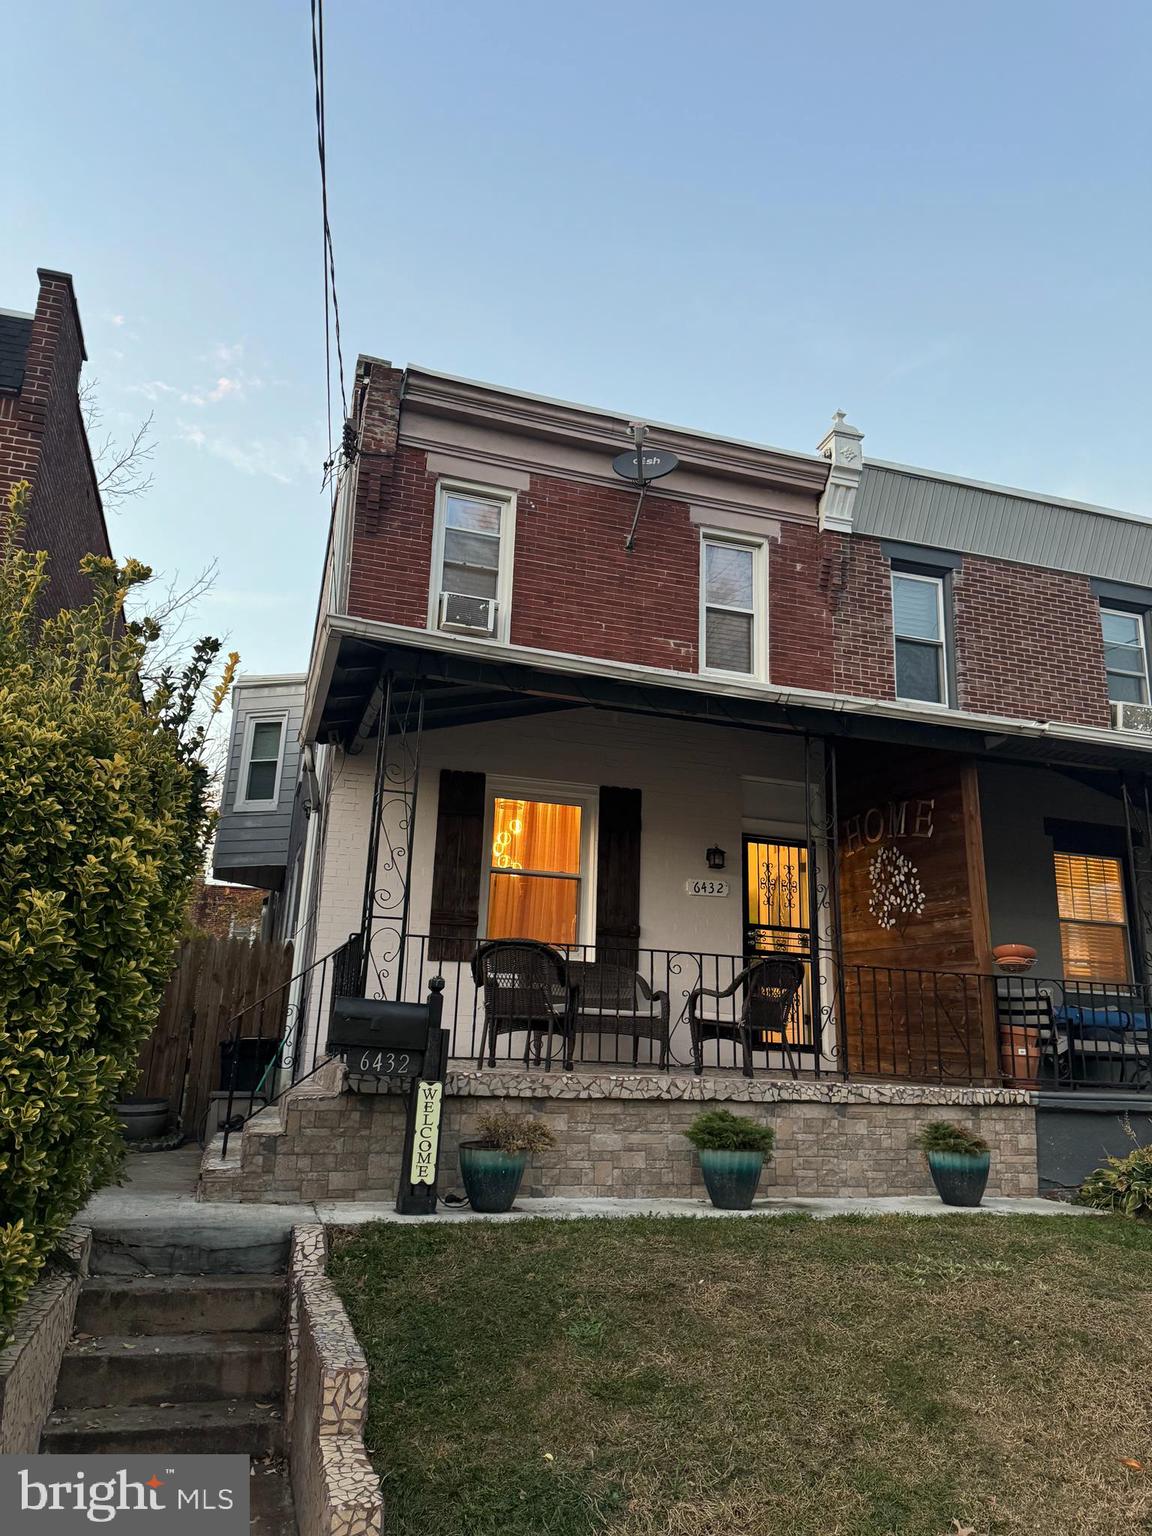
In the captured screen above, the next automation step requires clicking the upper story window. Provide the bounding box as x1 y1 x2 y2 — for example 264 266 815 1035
892 572 947 704
700 535 765 678
1100 607 1149 704
430 482 515 642
236 715 286 811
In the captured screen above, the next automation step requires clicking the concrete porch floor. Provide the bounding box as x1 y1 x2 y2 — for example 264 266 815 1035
79 1148 1101 1274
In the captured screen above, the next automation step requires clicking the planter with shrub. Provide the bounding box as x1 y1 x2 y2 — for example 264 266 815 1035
685 1108 775 1209
916 1121 991 1207
458 1111 556 1213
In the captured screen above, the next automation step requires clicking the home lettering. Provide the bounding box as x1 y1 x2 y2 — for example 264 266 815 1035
841 798 935 855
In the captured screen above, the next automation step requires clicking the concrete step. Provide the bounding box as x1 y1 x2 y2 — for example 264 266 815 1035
41 1399 284 1456
250 1465 298 1536
55 1332 285 1408
76 1276 285 1337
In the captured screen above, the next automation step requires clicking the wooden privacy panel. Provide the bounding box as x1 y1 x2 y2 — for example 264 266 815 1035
836 744 996 1080
134 937 294 1140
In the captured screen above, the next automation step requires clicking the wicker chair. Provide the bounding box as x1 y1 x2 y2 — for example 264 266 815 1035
566 960 671 1068
689 956 806 1079
471 940 577 1071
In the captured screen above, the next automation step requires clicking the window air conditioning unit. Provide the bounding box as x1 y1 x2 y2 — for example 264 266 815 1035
1111 701 1152 734
438 591 497 636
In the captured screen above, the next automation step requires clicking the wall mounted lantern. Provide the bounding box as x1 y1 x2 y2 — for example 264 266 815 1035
706 845 726 871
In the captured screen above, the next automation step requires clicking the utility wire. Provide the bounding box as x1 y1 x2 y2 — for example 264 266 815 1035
310 0 348 482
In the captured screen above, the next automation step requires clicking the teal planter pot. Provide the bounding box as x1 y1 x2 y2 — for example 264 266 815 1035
926 1150 991 1207
697 1149 766 1209
459 1142 528 1213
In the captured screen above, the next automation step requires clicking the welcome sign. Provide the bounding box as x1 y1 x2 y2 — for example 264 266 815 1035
409 1080 443 1186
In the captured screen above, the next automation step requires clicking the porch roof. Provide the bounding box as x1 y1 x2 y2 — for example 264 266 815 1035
308 612 1152 773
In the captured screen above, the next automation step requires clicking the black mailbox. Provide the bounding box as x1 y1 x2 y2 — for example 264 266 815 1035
327 998 432 1079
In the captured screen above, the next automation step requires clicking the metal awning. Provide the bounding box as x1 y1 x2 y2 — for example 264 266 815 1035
308 614 1152 775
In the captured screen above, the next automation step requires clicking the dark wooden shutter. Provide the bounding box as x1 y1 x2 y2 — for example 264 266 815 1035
429 769 486 963
596 786 642 967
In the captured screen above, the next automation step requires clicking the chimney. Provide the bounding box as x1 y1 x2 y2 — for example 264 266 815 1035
817 410 864 533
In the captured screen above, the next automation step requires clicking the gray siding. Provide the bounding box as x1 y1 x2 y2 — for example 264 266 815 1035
857 464 1152 586
213 678 306 888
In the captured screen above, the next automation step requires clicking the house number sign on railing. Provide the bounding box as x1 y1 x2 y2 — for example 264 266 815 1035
686 878 730 896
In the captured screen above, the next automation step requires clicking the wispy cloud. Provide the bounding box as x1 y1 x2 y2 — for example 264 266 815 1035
131 371 260 407
109 313 126 327
175 420 315 484
204 587 303 612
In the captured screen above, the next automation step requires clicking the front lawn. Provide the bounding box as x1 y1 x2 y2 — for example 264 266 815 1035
328 1214 1152 1536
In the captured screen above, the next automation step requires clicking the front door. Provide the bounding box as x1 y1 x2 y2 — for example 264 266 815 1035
742 837 814 1047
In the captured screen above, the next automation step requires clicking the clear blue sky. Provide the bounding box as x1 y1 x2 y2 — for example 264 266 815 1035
5 1 1150 675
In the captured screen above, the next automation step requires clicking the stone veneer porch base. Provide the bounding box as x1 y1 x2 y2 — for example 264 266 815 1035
200 1066 1038 1204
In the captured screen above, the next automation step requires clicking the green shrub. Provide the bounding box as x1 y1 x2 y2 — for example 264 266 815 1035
473 1110 556 1155
915 1121 990 1157
0 482 226 1331
1077 1143 1152 1218
685 1109 775 1154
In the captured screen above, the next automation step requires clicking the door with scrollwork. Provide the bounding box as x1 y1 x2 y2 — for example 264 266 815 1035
742 837 815 1047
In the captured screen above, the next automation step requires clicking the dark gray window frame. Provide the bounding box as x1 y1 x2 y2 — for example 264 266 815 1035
882 542 960 709
1091 578 1152 708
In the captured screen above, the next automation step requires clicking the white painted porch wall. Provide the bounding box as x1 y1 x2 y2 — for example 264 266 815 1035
301 710 811 1066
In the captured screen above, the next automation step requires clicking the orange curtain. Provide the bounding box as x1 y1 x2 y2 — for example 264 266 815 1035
487 799 582 944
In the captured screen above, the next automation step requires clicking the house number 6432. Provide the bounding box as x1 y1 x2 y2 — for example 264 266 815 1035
357 1050 411 1075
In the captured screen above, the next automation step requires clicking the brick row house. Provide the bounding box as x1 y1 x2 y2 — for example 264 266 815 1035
207 355 1152 1202
0 268 112 613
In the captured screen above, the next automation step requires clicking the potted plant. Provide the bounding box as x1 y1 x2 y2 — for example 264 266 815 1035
685 1108 775 1209
458 1110 555 1213
915 1121 991 1207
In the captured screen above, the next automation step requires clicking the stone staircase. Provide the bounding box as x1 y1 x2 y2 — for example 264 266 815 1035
41 1273 296 1534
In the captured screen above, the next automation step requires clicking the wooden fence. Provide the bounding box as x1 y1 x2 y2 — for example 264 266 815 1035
134 937 294 1141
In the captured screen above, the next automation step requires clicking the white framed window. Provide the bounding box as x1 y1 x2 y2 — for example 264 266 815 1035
479 778 598 948
1101 607 1150 704
892 572 947 704
699 534 766 678
428 480 516 643
235 714 287 811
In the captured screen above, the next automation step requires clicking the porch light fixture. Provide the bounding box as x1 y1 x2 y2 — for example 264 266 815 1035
706 845 726 871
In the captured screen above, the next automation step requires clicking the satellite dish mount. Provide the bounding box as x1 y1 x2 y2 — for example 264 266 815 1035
612 423 679 552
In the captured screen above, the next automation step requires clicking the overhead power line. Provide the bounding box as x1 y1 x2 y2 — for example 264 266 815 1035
310 0 348 482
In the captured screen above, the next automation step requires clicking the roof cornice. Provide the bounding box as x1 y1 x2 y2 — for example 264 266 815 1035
401 365 830 496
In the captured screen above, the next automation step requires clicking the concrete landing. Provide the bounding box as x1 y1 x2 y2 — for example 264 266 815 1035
82 1150 1100 1258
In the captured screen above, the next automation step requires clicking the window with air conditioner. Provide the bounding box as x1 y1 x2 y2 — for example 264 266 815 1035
699 535 766 679
430 482 515 642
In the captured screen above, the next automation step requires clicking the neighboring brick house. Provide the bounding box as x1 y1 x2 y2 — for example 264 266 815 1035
204 351 1152 1205
0 268 111 613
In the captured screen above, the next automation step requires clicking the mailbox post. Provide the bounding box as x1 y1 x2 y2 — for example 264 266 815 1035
326 977 448 1215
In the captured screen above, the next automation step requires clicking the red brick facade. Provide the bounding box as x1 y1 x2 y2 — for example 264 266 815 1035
342 362 1116 731
0 269 111 614
952 556 1111 728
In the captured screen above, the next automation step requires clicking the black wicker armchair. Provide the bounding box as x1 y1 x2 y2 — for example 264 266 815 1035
471 940 577 1071
688 956 806 1079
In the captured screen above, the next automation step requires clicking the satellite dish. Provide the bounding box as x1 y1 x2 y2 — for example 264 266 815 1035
612 447 679 484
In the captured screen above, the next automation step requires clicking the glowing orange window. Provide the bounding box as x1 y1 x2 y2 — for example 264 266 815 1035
487 797 583 946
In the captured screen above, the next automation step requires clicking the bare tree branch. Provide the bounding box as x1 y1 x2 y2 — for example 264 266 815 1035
80 376 157 510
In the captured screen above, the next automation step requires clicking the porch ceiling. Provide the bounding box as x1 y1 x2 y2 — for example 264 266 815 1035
314 624 1152 776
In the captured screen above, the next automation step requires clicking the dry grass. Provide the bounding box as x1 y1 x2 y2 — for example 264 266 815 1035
328 1214 1152 1536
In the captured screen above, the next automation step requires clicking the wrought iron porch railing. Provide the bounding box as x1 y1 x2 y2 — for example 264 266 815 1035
213 937 1152 1160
